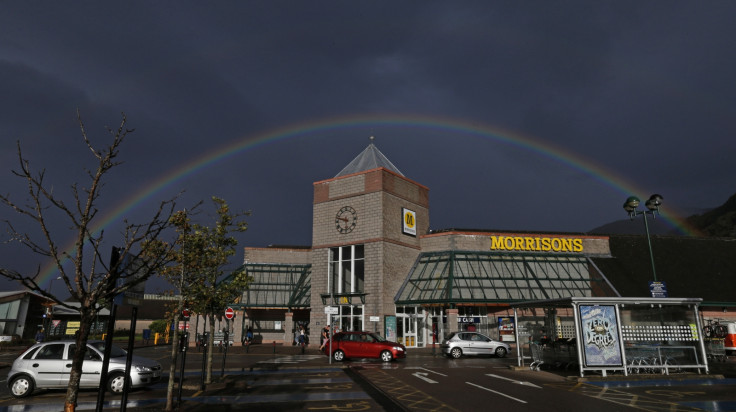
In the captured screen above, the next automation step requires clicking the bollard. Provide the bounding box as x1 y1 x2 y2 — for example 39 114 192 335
154 333 159 345
101 333 106 341
273 341 276 355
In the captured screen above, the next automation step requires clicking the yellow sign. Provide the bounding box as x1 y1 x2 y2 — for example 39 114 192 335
402 208 416 236
66 321 81 335
490 235 583 253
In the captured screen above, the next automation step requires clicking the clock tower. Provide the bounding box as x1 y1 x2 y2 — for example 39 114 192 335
311 139 429 338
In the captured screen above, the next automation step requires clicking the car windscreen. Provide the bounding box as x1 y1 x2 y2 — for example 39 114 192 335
88 341 127 358
369 333 387 342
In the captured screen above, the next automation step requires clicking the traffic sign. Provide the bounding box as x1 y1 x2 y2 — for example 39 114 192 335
324 306 338 315
225 307 235 319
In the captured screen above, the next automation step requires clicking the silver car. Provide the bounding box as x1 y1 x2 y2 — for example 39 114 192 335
442 332 511 359
7 340 162 398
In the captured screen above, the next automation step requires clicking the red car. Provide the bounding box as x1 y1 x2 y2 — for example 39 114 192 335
322 331 406 362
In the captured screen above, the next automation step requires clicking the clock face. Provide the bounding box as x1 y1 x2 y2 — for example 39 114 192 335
335 206 357 234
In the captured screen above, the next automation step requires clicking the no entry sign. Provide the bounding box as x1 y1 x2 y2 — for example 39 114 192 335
225 307 235 319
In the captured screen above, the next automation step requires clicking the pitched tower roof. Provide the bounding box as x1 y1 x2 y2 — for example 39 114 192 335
335 137 404 178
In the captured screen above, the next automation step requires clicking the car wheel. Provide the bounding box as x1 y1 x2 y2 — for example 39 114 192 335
380 350 393 362
495 347 507 358
333 350 345 362
450 347 463 359
108 372 126 394
10 375 34 398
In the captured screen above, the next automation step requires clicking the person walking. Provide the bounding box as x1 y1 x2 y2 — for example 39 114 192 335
319 325 330 351
245 327 253 346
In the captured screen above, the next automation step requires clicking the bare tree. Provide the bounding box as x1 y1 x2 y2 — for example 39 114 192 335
0 111 179 412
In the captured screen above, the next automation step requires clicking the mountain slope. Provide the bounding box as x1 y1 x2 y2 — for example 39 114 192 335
590 193 736 237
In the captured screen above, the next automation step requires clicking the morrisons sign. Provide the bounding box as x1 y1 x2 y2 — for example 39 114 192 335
490 235 583 253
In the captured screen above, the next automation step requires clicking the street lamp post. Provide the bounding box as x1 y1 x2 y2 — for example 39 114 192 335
623 194 663 282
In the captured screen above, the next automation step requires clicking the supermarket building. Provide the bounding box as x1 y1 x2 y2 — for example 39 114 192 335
211 141 736 349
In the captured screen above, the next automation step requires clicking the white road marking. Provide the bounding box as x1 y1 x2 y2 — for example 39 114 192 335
412 372 439 384
466 381 527 403
405 366 448 376
485 373 542 388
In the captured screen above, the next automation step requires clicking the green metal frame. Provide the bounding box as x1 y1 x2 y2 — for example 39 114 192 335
320 292 368 306
229 263 311 309
394 250 619 306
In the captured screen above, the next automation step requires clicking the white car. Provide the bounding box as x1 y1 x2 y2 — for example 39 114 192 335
441 332 511 359
7 340 162 398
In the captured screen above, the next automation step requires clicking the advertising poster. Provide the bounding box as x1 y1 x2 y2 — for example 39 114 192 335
385 315 397 342
579 305 623 367
498 316 515 342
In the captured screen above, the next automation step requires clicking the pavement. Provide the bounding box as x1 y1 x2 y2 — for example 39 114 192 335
1 343 734 411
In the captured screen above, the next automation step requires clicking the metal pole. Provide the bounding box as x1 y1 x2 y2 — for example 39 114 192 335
177 324 188 407
641 211 658 282
95 303 117 412
120 306 137 412
200 331 208 391
221 321 228 377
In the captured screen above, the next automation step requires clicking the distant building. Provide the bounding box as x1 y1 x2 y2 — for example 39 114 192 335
0 290 54 341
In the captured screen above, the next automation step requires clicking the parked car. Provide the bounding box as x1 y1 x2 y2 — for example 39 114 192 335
441 332 510 359
322 331 406 362
7 340 162 398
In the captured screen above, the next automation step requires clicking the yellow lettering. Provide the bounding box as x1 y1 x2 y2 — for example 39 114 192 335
551 238 561 251
541 238 551 251
573 239 583 252
490 236 506 250
490 235 585 253
560 238 572 252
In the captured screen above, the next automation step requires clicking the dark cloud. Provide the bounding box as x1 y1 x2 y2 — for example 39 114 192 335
2 1 736 292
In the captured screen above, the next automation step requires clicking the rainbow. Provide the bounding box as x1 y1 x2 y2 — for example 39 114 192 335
34 114 701 288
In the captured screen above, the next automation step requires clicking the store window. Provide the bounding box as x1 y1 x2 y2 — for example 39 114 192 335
329 245 364 294
336 305 363 332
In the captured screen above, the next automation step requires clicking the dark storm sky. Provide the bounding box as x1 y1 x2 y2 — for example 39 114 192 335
2 2 735 293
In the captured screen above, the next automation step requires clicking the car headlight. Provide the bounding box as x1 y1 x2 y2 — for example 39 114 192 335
393 346 404 351
135 365 153 372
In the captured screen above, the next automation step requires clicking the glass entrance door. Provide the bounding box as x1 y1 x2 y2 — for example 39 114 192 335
397 314 417 347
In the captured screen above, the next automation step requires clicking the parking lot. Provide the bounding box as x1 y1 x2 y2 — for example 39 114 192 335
0 343 735 411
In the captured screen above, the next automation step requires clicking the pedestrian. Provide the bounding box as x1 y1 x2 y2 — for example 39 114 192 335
245 327 253 346
319 324 330 350
35 328 45 343
298 325 306 346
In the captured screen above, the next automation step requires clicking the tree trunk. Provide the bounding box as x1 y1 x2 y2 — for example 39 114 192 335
165 313 181 411
64 307 95 412
205 314 215 384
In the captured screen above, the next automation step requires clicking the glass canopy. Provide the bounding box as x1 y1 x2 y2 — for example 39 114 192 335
394 251 619 306
234 263 311 309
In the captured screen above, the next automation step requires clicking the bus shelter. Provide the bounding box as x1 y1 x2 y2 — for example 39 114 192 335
511 297 709 377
